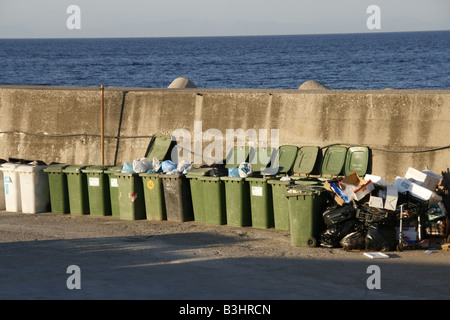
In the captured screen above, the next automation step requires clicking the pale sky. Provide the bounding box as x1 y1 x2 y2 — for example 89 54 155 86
1 0 449 38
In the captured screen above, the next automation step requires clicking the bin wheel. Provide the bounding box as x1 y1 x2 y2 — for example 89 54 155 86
397 243 404 252
307 237 317 248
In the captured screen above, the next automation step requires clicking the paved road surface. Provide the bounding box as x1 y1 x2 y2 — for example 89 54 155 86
0 211 449 302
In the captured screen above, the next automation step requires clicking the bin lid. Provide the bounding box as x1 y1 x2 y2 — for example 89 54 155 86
344 146 370 177
248 147 276 173
291 146 319 175
16 164 48 173
82 165 111 173
62 165 88 173
286 185 321 197
320 146 347 176
186 167 212 177
0 162 22 171
44 164 70 173
261 145 298 176
144 134 173 161
224 146 251 168
104 165 123 173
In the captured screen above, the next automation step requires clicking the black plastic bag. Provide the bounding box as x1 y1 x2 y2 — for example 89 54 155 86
208 164 228 177
319 219 359 248
322 203 356 226
365 223 396 251
340 229 366 250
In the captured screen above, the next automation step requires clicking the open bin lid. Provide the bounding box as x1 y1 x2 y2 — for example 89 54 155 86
291 146 319 176
224 146 252 169
262 145 298 176
344 146 370 177
320 146 347 176
145 134 173 161
248 147 276 173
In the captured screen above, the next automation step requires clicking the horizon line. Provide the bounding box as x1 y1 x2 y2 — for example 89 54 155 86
1 29 449 40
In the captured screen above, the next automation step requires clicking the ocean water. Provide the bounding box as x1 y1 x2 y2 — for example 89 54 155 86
0 31 449 90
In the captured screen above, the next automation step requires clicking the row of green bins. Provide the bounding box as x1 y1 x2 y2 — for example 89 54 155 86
286 185 327 247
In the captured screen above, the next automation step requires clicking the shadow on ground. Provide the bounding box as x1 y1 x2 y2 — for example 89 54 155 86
1 231 449 300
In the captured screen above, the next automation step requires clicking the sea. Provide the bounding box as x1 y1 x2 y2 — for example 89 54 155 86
0 30 449 90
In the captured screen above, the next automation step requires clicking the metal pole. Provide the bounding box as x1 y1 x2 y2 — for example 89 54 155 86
100 85 104 165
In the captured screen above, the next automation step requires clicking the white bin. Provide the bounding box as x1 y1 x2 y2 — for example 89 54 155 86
0 163 22 212
16 164 50 213
0 162 5 211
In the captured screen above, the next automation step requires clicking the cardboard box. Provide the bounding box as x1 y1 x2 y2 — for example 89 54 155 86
393 177 434 201
369 195 384 209
405 167 442 191
396 225 418 243
326 172 375 205
353 180 375 201
421 170 442 191
364 174 388 186
384 185 398 211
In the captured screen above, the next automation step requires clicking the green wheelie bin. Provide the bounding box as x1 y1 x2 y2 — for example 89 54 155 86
286 185 327 247
219 145 252 227
245 147 277 229
63 165 90 215
116 172 146 220
104 166 122 218
82 166 112 216
44 164 70 214
160 173 193 222
186 168 213 223
198 176 227 225
139 172 166 221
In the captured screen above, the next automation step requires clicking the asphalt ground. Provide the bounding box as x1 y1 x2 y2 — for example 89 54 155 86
0 210 449 306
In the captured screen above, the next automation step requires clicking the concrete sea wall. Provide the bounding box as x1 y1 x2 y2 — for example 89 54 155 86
0 85 449 183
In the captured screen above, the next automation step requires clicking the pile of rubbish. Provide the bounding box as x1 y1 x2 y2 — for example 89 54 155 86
121 157 258 179
121 158 194 175
319 168 449 252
